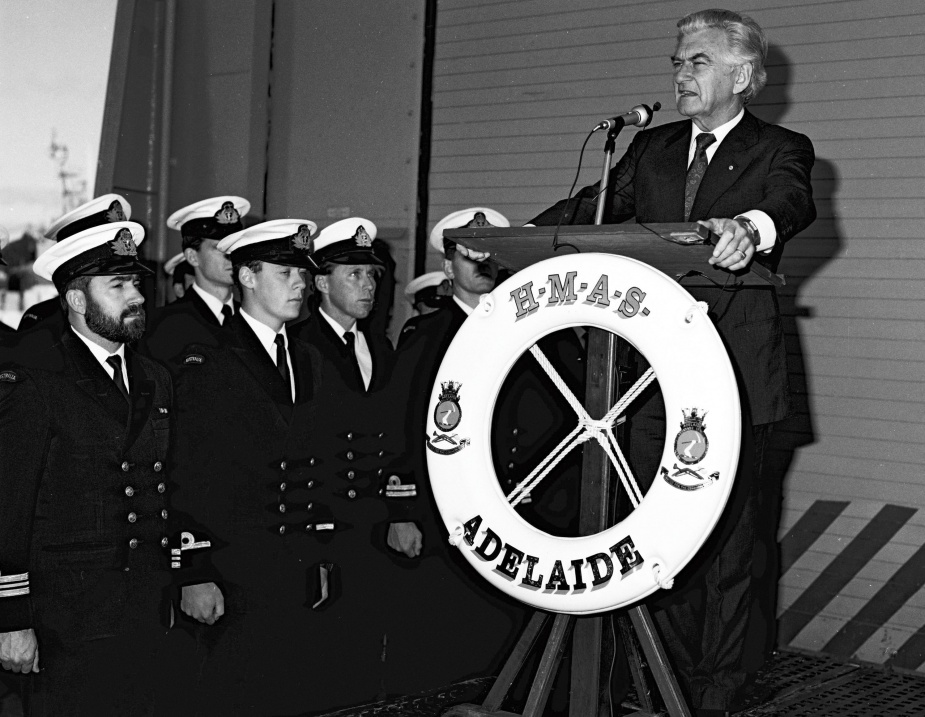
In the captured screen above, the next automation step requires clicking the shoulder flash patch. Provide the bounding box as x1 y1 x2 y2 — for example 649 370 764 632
183 354 205 365
0 370 20 383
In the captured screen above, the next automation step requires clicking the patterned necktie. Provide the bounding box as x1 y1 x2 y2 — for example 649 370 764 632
342 331 365 389
274 334 291 397
684 132 716 221
106 354 130 405
220 304 233 325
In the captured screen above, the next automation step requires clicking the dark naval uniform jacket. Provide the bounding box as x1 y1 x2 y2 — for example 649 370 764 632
0 328 175 714
139 287 231 365
169 312 406 715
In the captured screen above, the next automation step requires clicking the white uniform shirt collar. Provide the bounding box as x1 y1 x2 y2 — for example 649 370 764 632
192 282 233 324
318 307 373 390
453 295 474 316
239 309 295 400
70 326 128 387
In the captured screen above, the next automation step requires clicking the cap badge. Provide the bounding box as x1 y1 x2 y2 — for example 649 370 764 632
353 225 373 248
215 201 240 225
105 200 127 223
292 224 314 252
465 211 493 229
109 228 137 257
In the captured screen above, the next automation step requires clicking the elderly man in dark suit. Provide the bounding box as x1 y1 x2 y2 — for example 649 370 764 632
0 220 211 716
524 9 816 715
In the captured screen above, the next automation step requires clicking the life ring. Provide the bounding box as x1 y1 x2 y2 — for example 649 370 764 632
425 253 740 615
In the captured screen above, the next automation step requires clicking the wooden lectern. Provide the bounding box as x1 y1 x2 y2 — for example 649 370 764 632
439 223 778 717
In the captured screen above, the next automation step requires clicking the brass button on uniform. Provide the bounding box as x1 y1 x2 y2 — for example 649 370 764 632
153 461 163 472
161 509 168 520
127 512 137 523
307 480 315 489
309 457 316 466
345 451 355 461
280 461 287 471
280 482 287 492
378 432 386 439
279 525 287 535
279 504 287 514
160 537 169 547
346 470 356 480
347 488 357 499
511 447 518 454
512 428 519 436
124 486 134 497
346 432 354 441
128 538 139 549
121 461 131 472
508 462 515 470
157 483 166 494
306 502 313 511
376 468 384 477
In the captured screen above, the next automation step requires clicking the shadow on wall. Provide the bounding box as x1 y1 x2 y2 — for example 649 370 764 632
746 44 844 655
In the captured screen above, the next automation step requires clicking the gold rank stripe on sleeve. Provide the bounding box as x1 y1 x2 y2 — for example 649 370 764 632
0 572 29 597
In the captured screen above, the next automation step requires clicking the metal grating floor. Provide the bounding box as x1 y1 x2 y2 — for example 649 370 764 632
736 651 925 717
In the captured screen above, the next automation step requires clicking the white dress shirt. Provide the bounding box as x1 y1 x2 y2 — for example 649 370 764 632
318 308 372 391
239 309 296 401
192 282 234 325
688 109 775 252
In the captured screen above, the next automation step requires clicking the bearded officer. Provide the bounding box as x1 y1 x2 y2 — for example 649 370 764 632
141 196 250 363
18 194 132 335
0 221 209 715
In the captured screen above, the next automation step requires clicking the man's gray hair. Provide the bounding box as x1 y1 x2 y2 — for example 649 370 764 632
677 9 768 104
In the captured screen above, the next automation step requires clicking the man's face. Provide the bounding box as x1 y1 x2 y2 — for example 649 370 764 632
248 262 308 324
186 238 232 288
672 27 748 130
317 264 378 327
447 251 498 297
84 274 146 343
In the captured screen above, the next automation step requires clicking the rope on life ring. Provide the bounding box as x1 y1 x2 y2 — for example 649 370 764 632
425 253 741 615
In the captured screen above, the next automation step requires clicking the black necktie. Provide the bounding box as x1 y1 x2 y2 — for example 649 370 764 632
684 132 716 221
106 354 130 405
274 334 291 397
220 304 233 325
342 331 365 389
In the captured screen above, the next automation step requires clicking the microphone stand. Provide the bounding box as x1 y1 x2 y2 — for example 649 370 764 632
593 123 623 226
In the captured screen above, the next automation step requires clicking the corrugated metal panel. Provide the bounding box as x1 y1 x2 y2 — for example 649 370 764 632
428 0 925 672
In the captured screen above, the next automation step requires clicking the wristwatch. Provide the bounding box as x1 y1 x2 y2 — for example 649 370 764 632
735 215 760 248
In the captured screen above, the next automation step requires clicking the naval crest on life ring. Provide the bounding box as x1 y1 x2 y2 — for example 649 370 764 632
674 408 708 465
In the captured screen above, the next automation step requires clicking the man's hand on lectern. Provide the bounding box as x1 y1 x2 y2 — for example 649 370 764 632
701 218 757 272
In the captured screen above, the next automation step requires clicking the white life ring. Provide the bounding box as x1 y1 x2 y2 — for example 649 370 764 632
425 253 740 615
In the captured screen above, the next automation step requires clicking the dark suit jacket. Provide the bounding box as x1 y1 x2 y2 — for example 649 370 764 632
530 111 816 425
0 329 174 636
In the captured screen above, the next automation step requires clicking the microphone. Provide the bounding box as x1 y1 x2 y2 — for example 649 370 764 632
593 102 661 131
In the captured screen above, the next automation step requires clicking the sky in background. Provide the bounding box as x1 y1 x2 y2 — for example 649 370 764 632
0 0 118 238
